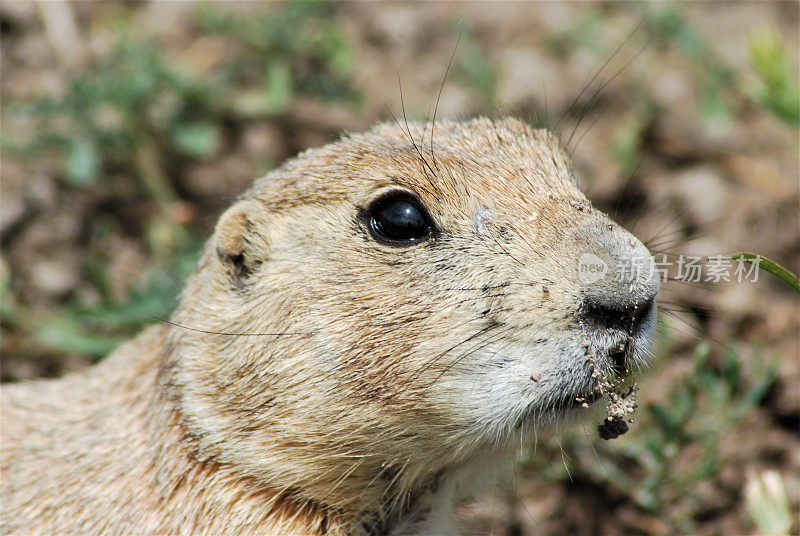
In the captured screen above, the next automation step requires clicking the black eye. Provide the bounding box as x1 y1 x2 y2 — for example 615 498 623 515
367 192 434 245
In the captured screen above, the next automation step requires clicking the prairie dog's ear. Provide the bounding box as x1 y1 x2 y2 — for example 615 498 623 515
214 199 268 281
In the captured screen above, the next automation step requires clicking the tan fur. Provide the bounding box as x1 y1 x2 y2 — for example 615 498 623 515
1 118 658 535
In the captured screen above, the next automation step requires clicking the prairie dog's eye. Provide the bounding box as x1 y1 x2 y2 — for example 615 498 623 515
367 192 434 246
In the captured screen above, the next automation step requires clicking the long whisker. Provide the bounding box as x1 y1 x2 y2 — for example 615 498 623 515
554 17 645 134
146 314 312 338
430 25 461 172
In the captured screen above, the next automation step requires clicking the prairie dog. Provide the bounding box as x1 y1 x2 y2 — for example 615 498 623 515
1 117 659 535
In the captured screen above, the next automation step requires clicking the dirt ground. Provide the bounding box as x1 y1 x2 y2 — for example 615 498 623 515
1 2 798 535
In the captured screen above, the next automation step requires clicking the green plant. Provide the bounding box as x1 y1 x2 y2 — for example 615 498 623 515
733 252 800 296
745 470 792 536
748 27 800 127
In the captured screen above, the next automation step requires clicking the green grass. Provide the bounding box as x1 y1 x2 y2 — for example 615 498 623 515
748 26 800 126
734 252 800 296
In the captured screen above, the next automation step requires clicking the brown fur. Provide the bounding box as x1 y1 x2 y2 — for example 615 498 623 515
1 118 658 535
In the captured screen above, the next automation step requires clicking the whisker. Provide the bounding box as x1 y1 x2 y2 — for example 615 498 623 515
568 98 610 155
554 17 645 135
429 25 461 172
422 326 516 393
611 141 653 223
146 314 312 338
565 30 652 150
400 323 504 392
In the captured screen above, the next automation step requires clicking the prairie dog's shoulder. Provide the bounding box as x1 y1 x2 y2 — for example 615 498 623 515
1 325 166 465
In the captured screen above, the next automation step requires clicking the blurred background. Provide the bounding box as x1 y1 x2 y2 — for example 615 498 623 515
1 1 798 534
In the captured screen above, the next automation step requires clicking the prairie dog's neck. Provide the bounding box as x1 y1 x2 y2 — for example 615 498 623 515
149 328 348 535
156 327 500 535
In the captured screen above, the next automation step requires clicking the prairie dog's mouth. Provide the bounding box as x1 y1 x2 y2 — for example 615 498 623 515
552 389 603 411
514 385 604 430
579 296 657 380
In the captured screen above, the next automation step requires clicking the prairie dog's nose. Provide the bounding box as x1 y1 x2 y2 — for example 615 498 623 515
583 294 656 335
574 222 660 332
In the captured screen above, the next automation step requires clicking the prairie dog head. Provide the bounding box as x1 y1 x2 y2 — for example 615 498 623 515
166 117 658 511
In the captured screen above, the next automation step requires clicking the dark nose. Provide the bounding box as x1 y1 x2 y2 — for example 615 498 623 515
582 294 656 374
582 294 655 335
